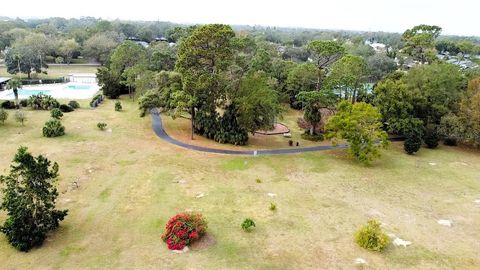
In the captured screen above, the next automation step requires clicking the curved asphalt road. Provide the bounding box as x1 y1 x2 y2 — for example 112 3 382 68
151 109 348 156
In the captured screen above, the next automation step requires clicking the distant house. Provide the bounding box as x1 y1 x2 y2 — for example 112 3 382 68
127 37 149 48
154 36 168 42
0 77 11 91
365 40 387 53
69 73 97 84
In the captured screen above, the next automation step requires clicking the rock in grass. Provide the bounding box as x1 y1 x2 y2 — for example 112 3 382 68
354 258 367 265
267 192 277 198
437 219 453 227
172 246 189 254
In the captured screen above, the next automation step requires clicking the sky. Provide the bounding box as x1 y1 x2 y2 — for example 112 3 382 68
1 0 479 36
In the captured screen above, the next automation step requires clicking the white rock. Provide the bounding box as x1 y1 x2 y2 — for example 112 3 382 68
429 162 437 166
474 199 480 204
354 258 367 265
172 246 189 254
393 237 412 248
267 192 277 198
107 128 112 133
437 219 452 227
283 133 292 138
195 193 206 199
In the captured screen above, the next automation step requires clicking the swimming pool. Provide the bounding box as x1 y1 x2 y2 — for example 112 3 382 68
0 83 99 100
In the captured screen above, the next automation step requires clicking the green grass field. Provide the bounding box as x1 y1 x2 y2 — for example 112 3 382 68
0 97 479 269
0 65 99 79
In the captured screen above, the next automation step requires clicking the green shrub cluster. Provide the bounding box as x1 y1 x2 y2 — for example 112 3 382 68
50 108 63 119
27 94 59 110
0 108 8 124
301 132 324 141
114 101 122 111
355 220 390 251
59 104 74 113
241 218 256 232
404 136 422 154
90 94 104 108
68 100 80 109
42 119 65 137
97 122 107 130
1 100 16 109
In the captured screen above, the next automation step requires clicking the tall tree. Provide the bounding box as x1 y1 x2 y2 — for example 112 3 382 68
307 40 345 90
83 31 124 64
0 147 68 251
57 38 80 64
366 53 397 82
297 90 336 135
175 24 236 139
286 63 317 109
326 101 389 165
402 24 442 64
325 54 368 103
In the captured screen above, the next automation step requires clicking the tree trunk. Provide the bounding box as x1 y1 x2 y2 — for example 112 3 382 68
14 89 19 108
190 107 195 140
27 72 31 79
316 69 321 91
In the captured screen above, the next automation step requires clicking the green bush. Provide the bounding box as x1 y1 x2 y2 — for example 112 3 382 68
50 108 63 119
269 202 277 211
90 94 104 108
97 122 107 130
14 110 26 126
19 100 28 107
115 101 122 111
355 219 390 251
42 119 65 137
241 218 256 232
424 125 439 149
0 108 8 124
59 104 74 113
1 100 16 109
301 132 324 141
68 100 80 109
404 135 422 154
27 94 59 110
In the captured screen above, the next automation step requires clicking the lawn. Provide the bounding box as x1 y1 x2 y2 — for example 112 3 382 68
0 97 479 269
0 65 99 79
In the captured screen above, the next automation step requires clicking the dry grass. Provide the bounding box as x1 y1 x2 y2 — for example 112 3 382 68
0 65 99 79
0 97 479 269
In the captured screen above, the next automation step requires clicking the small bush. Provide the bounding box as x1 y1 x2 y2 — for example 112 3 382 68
59 104 74 113
424 125 439 149
90 94 103 108
14 110 26 126
1 100 16 109
256 178 262 183
97 122 107 130
114 101 122 111
27 94 59 110
301 132 324 142
50 108 63 119
19 100 28 107
42 119 65 137
288 140 293 146
444 138 457 146
355 219 390 251
68 100 80 109
161 212 207 250
241 218 256 232
0 108 8 124
269 202 276 211
404 135 422 154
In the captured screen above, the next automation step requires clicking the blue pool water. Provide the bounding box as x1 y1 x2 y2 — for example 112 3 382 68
66 84 92 90
8 89 52 97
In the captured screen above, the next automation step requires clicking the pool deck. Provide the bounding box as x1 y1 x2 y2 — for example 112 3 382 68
0 82 100 100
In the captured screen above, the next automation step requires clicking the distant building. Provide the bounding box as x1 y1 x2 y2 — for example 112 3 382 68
365 40 387 53
127 37 149 48
69 73 97 84
0 77 11 91
154 36 168 42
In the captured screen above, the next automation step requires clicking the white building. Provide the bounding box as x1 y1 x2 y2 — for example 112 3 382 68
69 73 97 84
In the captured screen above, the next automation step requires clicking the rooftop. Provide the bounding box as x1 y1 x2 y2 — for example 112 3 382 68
0 77 11 84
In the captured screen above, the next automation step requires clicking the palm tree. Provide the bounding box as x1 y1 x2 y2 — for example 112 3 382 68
6 79 22 108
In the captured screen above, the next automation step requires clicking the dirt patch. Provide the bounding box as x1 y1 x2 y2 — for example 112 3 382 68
190 234 216 250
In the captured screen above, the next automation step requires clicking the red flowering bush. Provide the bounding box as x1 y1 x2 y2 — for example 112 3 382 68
161 212 207 250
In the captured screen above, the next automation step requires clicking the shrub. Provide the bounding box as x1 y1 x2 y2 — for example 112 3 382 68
115 101 122 111
90 94 104 108
355 219 390 251
19 100 27 107
50 108 63 119
288 140 293 146
256 178 262 183
301 132 324 141
404 135 422 154
424 125 439 149
68 100 80 109
1 100 16 109
97 122 107 130
161 212 207 250
42 119 65 137
241 218 256 232
269 202 277 211
14 110 26 126
0 109 8 124
27 94 59 110
59 104 74 113
444 138 457 146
